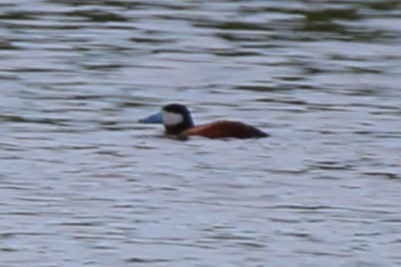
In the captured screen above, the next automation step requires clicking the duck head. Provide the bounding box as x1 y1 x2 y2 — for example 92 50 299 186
139 104 194 135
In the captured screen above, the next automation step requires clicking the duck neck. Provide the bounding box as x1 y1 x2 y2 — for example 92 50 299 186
165 117 194 135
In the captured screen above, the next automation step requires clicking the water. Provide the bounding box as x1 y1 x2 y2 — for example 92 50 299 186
1 0 401 266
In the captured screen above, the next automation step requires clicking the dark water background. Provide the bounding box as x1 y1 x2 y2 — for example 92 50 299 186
1 0 401 266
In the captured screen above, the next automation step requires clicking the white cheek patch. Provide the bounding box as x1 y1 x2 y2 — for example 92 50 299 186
162 110 183 126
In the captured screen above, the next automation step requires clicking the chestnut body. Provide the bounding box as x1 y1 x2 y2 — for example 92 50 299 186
181 120 268 139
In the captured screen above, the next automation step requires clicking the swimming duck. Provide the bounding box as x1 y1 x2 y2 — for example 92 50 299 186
139 104 269 139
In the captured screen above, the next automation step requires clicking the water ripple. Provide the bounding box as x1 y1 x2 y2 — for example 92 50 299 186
1 0 401 267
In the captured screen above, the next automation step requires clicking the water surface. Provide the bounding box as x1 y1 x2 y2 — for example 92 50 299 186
1 0 401 266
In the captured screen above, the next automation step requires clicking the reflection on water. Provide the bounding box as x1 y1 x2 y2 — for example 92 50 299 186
1 0 401 266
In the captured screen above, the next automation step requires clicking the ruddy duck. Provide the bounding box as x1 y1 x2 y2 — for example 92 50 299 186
139 104 269 139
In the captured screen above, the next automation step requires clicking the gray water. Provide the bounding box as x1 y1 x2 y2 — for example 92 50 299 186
1 0 401 266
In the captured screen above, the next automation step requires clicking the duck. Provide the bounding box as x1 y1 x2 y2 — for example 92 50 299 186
139 104 269 139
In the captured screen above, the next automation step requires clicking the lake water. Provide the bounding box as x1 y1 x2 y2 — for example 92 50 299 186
1 0 401 266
